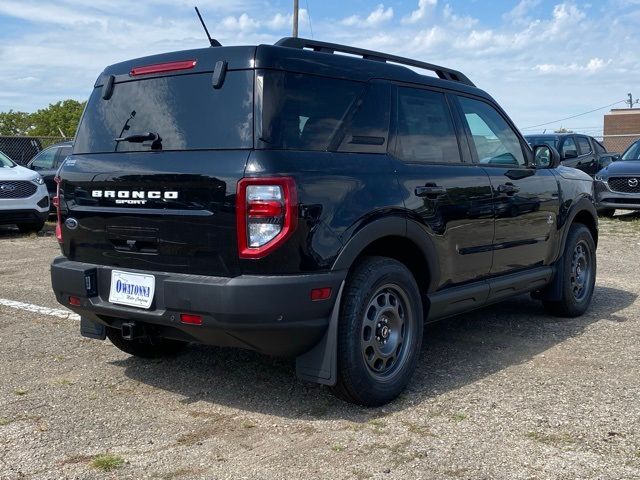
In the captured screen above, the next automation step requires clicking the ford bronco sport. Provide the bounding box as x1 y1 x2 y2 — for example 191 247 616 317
50 37 598 406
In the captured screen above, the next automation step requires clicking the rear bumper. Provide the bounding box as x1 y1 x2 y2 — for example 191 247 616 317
50 257 346 356
0 208 48 225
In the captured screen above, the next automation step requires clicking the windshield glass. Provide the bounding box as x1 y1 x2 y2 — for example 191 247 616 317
621 140 640 161
74 71 254 154
0 151 16 167
525 136 558 149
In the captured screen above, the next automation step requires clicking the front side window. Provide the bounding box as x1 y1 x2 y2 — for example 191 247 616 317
458 96 525 166
395 87 461 163
31 147 57 169
594 140 606 154
577 136 592 155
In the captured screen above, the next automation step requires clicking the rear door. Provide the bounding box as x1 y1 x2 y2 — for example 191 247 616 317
453 94 561 273
391 85 494 287
576 135 598 176
59 50 255 277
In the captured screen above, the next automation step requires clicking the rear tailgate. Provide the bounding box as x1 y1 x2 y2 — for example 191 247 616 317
58 47 255 277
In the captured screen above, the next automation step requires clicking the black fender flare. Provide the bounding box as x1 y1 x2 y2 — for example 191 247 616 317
543 197 598 302
331 215 440 292
557 197 598 259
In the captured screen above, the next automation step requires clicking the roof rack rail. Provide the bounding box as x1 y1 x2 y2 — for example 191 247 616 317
275 37 475 87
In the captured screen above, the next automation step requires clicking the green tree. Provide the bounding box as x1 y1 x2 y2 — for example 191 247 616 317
30 100 86 137
0 99 86 137
0 110 32 136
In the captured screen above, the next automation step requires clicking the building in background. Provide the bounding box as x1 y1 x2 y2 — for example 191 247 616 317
603 108 640 153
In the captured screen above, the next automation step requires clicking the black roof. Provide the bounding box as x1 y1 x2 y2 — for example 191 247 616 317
97 37 490 101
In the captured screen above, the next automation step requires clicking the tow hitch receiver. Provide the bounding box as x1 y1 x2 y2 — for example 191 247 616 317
121 322 138 340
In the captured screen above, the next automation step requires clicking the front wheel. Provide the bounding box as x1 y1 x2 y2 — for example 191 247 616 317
542 224 596 317
331 257 423 406
106 327 187 358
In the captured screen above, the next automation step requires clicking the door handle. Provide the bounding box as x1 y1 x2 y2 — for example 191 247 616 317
415 185 447 197
497 183 519 194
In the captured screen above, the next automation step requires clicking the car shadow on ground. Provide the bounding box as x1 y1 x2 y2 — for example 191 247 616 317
0 221 56 239
115 285 636 421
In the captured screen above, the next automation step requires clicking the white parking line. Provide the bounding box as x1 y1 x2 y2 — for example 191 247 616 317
0 298 80 320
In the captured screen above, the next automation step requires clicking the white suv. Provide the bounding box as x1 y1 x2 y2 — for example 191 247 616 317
0 150 49 233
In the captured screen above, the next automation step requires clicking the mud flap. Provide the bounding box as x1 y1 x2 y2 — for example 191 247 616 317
80 316 106 340
295 281 344 386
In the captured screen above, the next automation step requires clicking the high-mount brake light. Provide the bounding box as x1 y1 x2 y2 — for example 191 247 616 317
54 176 62 243
236 178 298 259
130 59 197 76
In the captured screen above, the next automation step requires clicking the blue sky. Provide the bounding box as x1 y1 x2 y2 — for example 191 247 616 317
0 0 639 135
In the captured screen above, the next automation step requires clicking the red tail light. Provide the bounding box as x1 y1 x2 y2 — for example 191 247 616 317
54 176 62 243
236 177 298 259
130 60 197 76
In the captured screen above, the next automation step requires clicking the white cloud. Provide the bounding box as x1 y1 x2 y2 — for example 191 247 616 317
503 0 541 23
342 4 393 27
221 13 260 32
402 0 437 24
533 57 610 75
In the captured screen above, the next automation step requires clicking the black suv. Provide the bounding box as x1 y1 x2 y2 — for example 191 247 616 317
50 38 598 406
524 133 618 177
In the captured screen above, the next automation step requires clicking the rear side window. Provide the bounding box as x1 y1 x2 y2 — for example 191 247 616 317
577 136 592 155
395 87 461 163
257 71 365 151
561 137 577 156
74 71 254 154
337 82 390 154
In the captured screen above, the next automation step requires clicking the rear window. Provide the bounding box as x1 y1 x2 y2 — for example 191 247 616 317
256 71 367 151
74 71 254 154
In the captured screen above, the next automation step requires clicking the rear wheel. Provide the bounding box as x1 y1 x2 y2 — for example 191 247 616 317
597 208 615 218
331 257 423 406
106 327 187 358
542 224 596 317
17 220 45 233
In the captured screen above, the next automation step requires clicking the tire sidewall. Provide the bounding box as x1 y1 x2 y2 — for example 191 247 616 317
339 258 423 405
561 225 596 314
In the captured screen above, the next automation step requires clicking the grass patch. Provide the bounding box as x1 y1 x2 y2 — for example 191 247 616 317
526 430 576 447
0 418 11 426
13 389 28 396
451 413 467 422
90 454 124 472
55 378 74 386
331 443 346 452
241 420 256 429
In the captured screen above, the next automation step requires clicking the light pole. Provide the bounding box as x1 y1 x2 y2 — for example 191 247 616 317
293 0 299 38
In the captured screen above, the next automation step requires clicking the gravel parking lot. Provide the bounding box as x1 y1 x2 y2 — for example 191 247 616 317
1 216 639 480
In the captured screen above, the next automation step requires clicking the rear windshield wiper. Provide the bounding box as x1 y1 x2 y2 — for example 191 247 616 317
114 132 162 151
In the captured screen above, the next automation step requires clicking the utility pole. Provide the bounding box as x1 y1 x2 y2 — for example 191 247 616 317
627 93 639 109
292 0 299 38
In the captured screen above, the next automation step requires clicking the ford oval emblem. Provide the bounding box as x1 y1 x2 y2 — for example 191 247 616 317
65 218 79 230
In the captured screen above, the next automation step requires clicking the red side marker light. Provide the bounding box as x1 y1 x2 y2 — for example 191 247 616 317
311 287 332 301
68 296 81 306
180 313 203 325
130 60 197 76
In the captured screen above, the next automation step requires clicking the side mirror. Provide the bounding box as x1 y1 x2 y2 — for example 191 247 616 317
533 144 561 169
563 149 578 159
